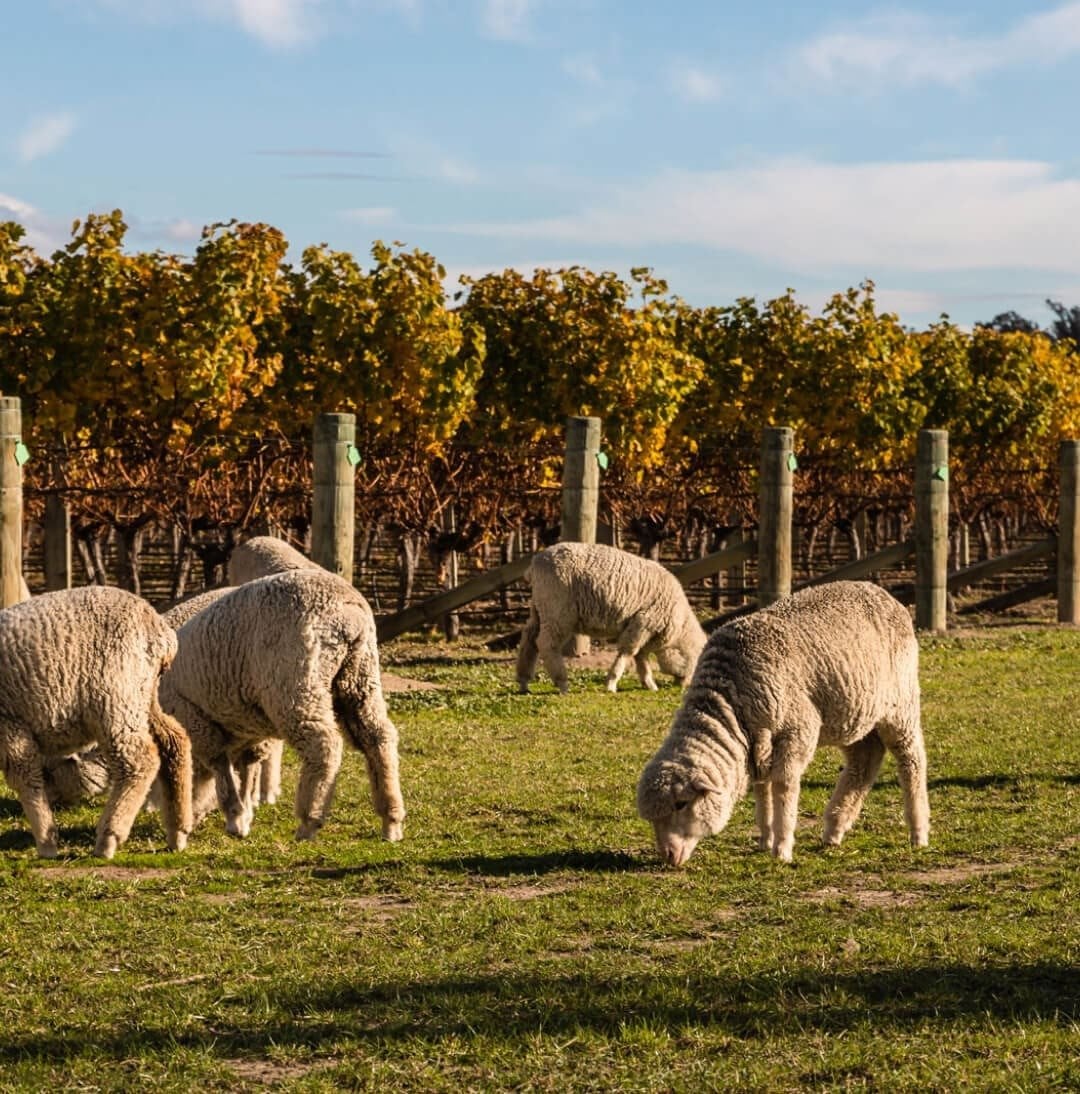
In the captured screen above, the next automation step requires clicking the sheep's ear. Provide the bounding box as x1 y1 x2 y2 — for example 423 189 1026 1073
691 777 723 796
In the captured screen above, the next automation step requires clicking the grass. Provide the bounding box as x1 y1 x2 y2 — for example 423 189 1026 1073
0 625 1077 1091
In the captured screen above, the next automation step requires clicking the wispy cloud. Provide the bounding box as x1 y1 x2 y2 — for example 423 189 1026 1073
562 53 603 86
480 0 535 42
668 62 724 103
443 158 1080 275
89 0 324 48
254 147 389 158
342 205 397 224
16 112 76 164
793 3 1080 89
0 193 68 253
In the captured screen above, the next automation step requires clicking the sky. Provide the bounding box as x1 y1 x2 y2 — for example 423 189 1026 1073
3 0 1080 331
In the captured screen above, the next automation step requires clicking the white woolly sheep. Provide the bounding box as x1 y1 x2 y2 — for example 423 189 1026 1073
516 541 706 694
0 585 193 858
160 569 404 843
226 536 323 803
227 535 315 586
637 580 929 866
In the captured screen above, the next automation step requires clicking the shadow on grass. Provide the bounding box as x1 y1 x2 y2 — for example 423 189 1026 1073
426 848 649 877
1 960 1075 1064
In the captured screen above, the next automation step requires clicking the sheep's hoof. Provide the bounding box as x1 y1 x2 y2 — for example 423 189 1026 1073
295 819 321 841
95 833 119 859
36 841 59 860
168 830 189 853
382 819 404 842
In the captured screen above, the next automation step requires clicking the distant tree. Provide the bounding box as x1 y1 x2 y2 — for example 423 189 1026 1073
977 310 1041 334
1046 299 1080 344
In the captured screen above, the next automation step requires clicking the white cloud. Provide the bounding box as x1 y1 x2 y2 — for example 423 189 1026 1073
342 205 397 224
437 157 481 184
16 113 76 164
563 53 603 86
0 194 68 254
480 0 535 42
87 0 324 48
443 158 1080 275
669 63 724 103
793 3 1080 89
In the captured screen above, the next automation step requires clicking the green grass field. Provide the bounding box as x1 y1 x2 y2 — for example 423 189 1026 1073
0 625 1077 1091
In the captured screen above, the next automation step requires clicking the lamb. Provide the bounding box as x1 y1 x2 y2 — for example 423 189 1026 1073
159 568 404 843
0 585 192 858
516 541 706 694
637 580 929 866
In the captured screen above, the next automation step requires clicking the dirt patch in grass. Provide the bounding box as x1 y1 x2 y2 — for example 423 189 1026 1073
225 1057 328 1086
35 865 176 881
382 672 441 692
336 894 415 924
805 886 923 910
497 879 579 901
906 862 1016 885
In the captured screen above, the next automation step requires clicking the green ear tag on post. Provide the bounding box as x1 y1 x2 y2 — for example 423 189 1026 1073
596 451 609 470
14 442 29 466
787 453 798 472
346 444 361 468
933 465 947 482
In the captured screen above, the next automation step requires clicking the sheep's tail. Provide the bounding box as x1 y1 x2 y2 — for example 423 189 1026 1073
148 697 193 850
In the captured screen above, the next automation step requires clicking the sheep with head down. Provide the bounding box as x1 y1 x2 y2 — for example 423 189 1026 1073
637 581 929 866
516 542 706 694
0 585 192 858
160 568 404 843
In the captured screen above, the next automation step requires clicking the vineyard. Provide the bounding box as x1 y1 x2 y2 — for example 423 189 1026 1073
2 211 1076 619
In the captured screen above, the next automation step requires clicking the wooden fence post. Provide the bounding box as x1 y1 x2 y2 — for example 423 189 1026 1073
312 412 356 584
1057 440 1080 624
0 397 23 608
561 415 601 656
44 491 72 592
758 427 794 607
915 429 949 632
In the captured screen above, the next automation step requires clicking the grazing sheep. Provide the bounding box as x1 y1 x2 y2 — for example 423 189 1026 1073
160 569 404 843
0 586 192 858
637 580 929 866
226 536 322 804
228 535 315 586
516 542 706 694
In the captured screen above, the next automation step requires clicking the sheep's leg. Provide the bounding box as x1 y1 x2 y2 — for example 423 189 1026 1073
190 762 219 829
822 731 886 847
515 606 542 693
536 625 570 694
344 692 406 842
753 780 773 851
289 717 344 841
769 731 817 863
147 703 192 852
212 756 250 838
3 731 60 858
257 738 284 805
886 723 930 849
94 731 161 859
609 618 653 692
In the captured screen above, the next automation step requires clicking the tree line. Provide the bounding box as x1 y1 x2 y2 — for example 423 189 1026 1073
0 211 1075 598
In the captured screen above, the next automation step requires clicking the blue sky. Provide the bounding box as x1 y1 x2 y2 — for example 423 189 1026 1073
4 0 1080 329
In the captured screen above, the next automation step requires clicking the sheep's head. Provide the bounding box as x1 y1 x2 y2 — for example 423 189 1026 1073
656 620 707 686
636 758 736 867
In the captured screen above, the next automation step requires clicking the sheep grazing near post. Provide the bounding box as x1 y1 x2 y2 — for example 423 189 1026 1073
0 586 192 858
226 535 323 804
516 541 706 694
637 580 929 866
160 569 405 843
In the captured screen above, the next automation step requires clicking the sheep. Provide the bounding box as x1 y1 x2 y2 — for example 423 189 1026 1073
637 580 929 866
516 541 706 694
0 585 193 858
226 536 323 803
228 535 315 586
159 568 404 843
